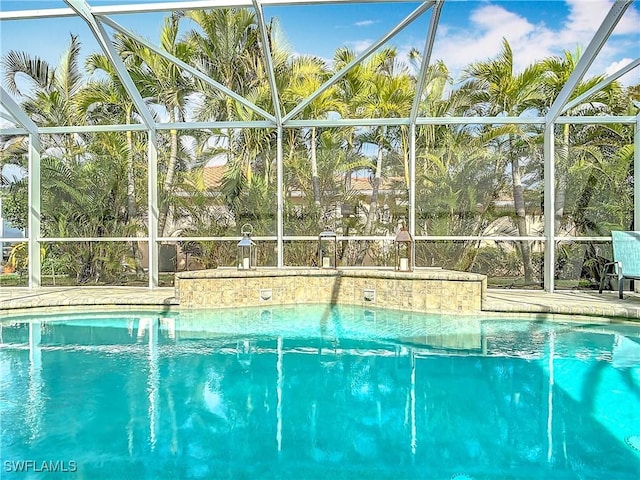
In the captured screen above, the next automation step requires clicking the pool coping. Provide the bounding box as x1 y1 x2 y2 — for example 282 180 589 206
1 284 640 322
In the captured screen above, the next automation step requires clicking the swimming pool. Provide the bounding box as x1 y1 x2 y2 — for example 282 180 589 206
1 305 639 479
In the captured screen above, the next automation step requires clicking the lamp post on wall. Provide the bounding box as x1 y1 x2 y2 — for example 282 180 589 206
395 225 413 272
318 227 337 269
237 223 257 270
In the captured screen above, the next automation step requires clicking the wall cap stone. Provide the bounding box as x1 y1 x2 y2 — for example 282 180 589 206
176 267 486 283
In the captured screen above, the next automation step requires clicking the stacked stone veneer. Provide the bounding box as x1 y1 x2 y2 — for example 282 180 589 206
175 268 487 314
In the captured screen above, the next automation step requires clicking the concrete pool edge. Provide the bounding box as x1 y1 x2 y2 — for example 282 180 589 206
1 276 640 321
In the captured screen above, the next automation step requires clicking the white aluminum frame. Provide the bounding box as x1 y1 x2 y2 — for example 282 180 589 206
0 0 638 290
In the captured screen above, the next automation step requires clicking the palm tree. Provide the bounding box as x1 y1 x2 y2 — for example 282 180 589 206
410 61 507 270
0 135 28 190
181 8 280 235
42 141 138 283
1 33 89 240
332 46 372 194
78 35 155 222
182 8 262 122
121 15 195 237
539 48 622 233
284 55 343 209
2 34 87 161
358 47 414 236
463 39 545 283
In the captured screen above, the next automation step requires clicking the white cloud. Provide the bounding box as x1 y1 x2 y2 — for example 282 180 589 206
430 0 639 86
562 0 609 34
0 119 17 129
347 39 373 54
328 1 638 87
614 3 640 34
605 58 634 76
354 20 376 27
560 0 640 85
470 4 535 36
604 58 640 85
431 3 552 81
562 0 640 35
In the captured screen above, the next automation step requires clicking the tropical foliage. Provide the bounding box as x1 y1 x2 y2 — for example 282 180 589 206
0 9 637 288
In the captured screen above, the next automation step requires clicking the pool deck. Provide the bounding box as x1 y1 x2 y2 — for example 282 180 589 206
0 285 639 321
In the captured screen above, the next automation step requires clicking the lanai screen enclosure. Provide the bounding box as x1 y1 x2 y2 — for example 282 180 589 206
0 0 639 291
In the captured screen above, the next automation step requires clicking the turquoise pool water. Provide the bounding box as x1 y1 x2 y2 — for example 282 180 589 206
1 305 639 479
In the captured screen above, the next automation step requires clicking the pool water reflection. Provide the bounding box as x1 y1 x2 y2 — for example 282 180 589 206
1 305 639 479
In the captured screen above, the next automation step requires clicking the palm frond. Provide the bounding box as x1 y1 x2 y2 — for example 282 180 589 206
2 50 54 95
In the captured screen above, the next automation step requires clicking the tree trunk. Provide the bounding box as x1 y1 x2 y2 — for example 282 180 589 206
363 135 384 236
126 128 136 220
158 110 179 237
310 126 321 207
554 124 570 231
401 128 410 187
163 129 180 193
126 123 144 279
511 155 534 283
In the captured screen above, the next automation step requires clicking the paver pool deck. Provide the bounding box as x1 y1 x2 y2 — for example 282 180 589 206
1 282 639 320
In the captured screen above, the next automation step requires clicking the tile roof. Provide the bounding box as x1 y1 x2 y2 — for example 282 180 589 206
202 165 227 190
201 166 404 194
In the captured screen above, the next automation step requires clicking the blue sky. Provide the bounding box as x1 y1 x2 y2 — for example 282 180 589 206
0 0 638 93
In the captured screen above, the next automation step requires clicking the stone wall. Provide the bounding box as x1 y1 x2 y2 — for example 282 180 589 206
175 268 486 314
